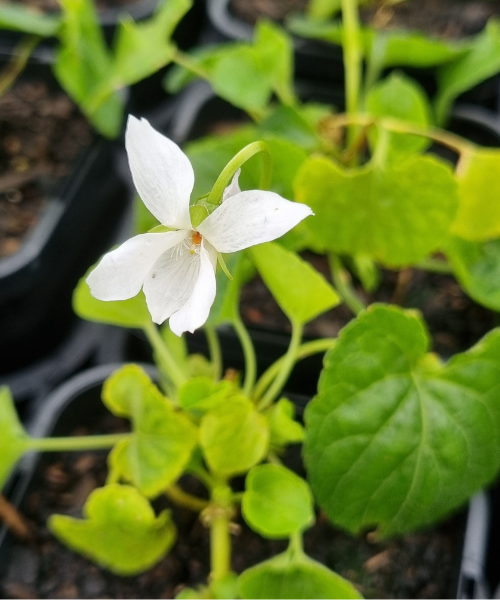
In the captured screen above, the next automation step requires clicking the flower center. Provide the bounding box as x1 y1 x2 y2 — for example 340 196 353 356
190 231 202 255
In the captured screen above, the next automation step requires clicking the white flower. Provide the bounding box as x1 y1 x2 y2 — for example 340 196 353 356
87 115 313 336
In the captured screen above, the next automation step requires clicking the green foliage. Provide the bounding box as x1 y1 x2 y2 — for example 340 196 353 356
242 465 314 538
305 304 500 537
0 387 30 490
200 396 269 476
366 73 431 161
49 484 176 575
265 398 305 449
238 544 362 599
446 236 500 311
73 274 152 329
451 148 500 241
436 20 500 123
249 242 340 325
178 377 236 416
0 4 61 35
294 154 458 267
103 365 198 497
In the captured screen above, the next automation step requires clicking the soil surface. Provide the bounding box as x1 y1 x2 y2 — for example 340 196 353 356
0 80 91 259
12 0 140 14
0 415 464 599
231 0 500 38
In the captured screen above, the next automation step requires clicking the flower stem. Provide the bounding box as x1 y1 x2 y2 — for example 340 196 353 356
232 316 257 397
257 320 303 410
207 141 273 206
143 321 187 389
253 337 337 401
329 254 366 316
205 325 223 381
26 433 128 453
341 0 363 148
165 484 209 512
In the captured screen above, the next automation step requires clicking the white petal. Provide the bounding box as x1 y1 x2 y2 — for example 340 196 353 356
126 116 193 230
87 231 188 301
169 240 217 336
143 236 202 324
198 191 313 253
222 168 241 202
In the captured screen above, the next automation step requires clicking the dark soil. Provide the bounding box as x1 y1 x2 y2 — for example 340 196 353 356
0 80 91 259
12 0 140 15
231 0 500 38
0 415 464 599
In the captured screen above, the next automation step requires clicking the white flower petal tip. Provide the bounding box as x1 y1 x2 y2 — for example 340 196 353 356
222 169 242 202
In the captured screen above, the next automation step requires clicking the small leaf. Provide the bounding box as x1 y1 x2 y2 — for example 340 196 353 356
436 20 500 123
446 235 500 311
249 242 340 325
0 3 61 36
200 396 269 476
294 154 458 267
178 377 235 415
451 148 500 241
73 273 151 328
238 549 362 599
266 398 304 448
0 387 30 490
242 464 314 538
104 365 198 497
257 105 321 152
366 73 431 161
49 484 176 575
305 304 500 536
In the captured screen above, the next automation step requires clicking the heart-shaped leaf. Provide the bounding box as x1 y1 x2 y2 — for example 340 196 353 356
0 387 30 490
294 155 458 267
242 464 314 538
305 304 500 537
49 484 176 575
104 365 198 497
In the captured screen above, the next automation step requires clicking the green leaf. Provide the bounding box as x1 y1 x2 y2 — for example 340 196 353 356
249 242 340 325
73 273 151 329
446 235 500 311
242 465 314 538
257 105 321 152
238 548 362 599
0 387 30 490
266 397 305 448
306 0 342 19
0 3 61 36
49 484 176 575
54 0 123 137
294 154 458 267
451 148 500 241
305 304 500 537
178 377 236 415
200 396 269 476
366 73 431 162
436 20 500 123
104 365 198 497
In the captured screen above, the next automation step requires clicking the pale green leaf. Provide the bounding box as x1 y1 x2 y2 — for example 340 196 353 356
266 397 305 448
305 304 500 536
294 154 458 267
49 484 176 575
0 387 30 490
0 3 61 36
103 365 198 497
242 465 314 538
249 242 340 325
200 396 269 476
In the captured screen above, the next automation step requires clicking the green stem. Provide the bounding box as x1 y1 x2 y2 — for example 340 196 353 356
173 49 213 82
207 141 272 206
329 254 366 316
210 483 233 583
257 321 303 411
233 316 257 397
0 35 41 97
253 337 337 401
143 322 187 389
288 531 304 558
415 257 453 274
341 0 363 147
26 433 128 453
205 325 223 381
165 484 209 512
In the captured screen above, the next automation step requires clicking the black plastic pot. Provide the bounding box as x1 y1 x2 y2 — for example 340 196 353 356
0 363 489 598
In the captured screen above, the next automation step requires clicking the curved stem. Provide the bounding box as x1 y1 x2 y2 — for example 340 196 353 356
173 49 213 81
0 35 41 96
26 433 128 453
253 337 337 401
415 257 453 274
143 321 187 389
207 141 272 205
257 321 303 411
329 254 366 316
165 484 209 512
205 325 223 381
232 317 257 397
